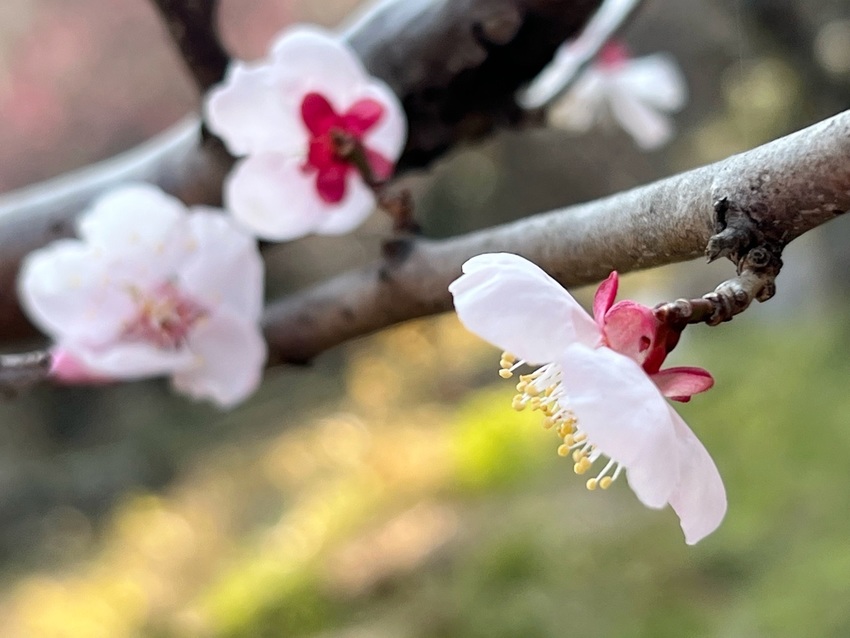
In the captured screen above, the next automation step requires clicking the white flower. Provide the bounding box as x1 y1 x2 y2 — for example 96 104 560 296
204 25 407 241
545 41 687 150
18 184 267 408
449 253 726 544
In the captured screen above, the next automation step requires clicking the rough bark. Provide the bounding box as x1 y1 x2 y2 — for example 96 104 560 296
262 110 850 364
0 0 603 342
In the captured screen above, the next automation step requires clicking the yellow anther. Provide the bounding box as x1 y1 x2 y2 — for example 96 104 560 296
515 380 528 392
586 478 598 491
511 396 526 411
529 398 542 411
574 462 588 475
498 369 513 379
542 417 555 429
573 432 587 443
572 449 584 463
557 444 570 457
501 352 516 364
599 476 613 490
544 385 555 397
579 457 593 472
563 434 575 447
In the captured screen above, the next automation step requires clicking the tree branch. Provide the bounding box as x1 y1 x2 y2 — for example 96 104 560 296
0 0 603 344
262 110 850 364
149 0 229 92
0 350 51 397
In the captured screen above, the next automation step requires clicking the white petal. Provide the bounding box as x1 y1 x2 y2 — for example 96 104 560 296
171 309 267 408
18 239 132 345
70 341 194 378
179 210 265 319
312 174 376 235
269 25 369 104
77 184 192 283
548 71 606 133
607 87 676 150
613 54 687 112
667 408 727 544
449 253 600 363
204 60 306 156
224 154 329 241
360 81 407 161
557 343 679 508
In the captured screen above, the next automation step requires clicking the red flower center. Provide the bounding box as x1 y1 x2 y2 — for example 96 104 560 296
300 92 394 204
123 282 207 350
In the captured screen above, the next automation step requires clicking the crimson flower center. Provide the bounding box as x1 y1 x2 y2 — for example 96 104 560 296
299 91 395 204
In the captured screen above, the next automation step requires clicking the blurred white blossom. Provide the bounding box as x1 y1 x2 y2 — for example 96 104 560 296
18 184 266 408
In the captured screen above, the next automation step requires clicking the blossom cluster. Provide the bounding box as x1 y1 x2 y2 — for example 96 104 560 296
18 26 406 407
450 253 726 544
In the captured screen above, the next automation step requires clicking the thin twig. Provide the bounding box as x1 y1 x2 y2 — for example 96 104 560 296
0 350 51 397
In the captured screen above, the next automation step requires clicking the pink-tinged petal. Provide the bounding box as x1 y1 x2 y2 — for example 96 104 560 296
343 98 384 135
70 341 194 379
49 348 114 385
312 175 376 236
315 164 349 204
365 148 394 182
592 271 618 325
602 300 658 365
652 366 714 402
607 86 676 150
172 309 267 408
204 61 305 156
358 82 407 161
18 239 133 345
613 54 687 112
179 210 265 320
224 153 329 241
557 343 679 508
547 71 606 133
450 253 600 364
667 408 726 544
301 92 340 136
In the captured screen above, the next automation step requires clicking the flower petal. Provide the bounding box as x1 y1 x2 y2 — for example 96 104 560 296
49 347 114 384
269 25 369 106
302 92 340 136
592 271 618 326
343 98 385 136
18 239 132 345
313 175 376 235
613 54 687 112
449 253 600 364
557 343 679 508
359 81 407 162
171 308 267 408
667 408 726 544
652 366 714 402
602 300 658 365
179 209 265 320
547 70 606 133
204 60 305 156
224 153 329 241
607 86 676 150
70 341 194 378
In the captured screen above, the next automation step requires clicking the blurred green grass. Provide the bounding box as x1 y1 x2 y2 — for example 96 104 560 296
4 310 850 638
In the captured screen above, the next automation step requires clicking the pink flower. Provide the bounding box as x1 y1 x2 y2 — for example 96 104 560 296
18 184 267 408
204 25 407 241
449 253 725 544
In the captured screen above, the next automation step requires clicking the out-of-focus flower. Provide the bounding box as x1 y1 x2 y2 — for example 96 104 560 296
449 253 725 544
18 184 266 408
205 25 407 241
545 41 687 150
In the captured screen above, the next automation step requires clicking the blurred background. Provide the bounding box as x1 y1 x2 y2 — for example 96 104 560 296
1 0 850 636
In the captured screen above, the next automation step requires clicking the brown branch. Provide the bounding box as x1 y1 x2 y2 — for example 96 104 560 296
0 0 603 344
262 110 850 364
0 350 51 397
149 0 229 93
